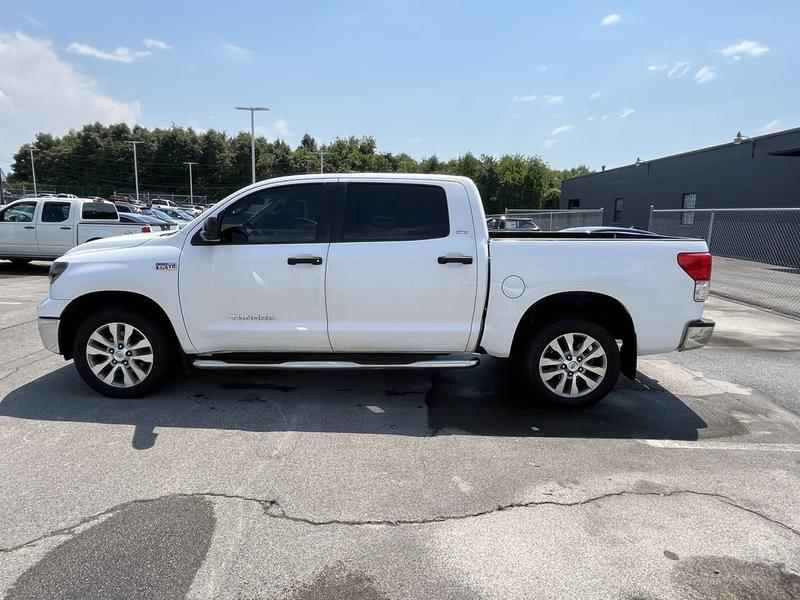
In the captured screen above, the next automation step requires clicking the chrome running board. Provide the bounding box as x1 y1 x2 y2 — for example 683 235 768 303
192 358 479 370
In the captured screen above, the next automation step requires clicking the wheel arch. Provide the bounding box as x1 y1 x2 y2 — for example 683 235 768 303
59 291 180 360
510 291 638 379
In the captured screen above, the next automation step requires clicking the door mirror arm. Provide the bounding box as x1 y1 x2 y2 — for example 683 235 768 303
199 215 221 243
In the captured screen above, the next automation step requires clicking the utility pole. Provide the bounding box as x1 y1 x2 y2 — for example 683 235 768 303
316 151 329 174
27 144 39 195
0 167 5 204
183 162 197 203
125 141 143 202
234 106 269 183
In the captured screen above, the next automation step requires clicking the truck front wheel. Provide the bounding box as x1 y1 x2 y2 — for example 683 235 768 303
73 308 171 398
521 318 621 409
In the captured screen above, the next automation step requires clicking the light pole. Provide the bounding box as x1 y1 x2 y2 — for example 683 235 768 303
125 141 143 202
316 150 329 174
27 144 39 195
183 162 197 203
234 106 270 183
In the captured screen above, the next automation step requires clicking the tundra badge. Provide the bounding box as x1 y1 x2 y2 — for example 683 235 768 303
155 262 177 271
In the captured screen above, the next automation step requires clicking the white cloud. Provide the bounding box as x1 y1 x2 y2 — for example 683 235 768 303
512 95 537 103
220 42 252 60
694 65 717 83
667 62 692 78
19 13 43 27
67 41 151 63
647 64 668 71
719 40 769 59
544 139 558 149
543 94 563 105
618 108 635 119
143 39 171 50
759 120 780 133
537 66 548 72
589 90 605 100
254 119 292 142
0 32 140 171
601 14 621 26
586 116 597 122
551 125 574 135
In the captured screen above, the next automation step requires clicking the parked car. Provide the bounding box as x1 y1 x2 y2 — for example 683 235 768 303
139 208 183 229
0 197 163 263
118 212 178 232
179 204 205 217
156 207 196 222
37 174 714 406
114 203 142 214
150 198 179 209
486 215 541 231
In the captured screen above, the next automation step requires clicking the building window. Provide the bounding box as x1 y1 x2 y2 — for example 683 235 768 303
613 198 623 224
682 193 696 225
567 199 580 209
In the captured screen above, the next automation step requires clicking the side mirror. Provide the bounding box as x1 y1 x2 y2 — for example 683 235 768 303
200 215 221 243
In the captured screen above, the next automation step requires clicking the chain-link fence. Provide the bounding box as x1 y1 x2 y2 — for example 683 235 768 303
649 207 800 317
502 208 604 231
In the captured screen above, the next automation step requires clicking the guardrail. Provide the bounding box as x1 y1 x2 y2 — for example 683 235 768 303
649 207 800 318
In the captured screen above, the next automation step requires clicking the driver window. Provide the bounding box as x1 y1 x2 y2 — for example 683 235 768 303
0 202 37 223
220 184 323 244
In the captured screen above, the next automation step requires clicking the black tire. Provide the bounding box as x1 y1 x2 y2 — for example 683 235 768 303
520 318 621 409
73 307 172 398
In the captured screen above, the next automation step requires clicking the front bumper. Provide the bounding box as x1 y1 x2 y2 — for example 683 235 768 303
38 317 60 354
677 318 715 351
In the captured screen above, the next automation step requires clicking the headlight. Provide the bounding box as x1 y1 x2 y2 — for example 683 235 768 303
49 261 69 285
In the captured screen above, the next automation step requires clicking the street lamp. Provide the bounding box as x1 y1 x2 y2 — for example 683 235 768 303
634 156 643 167
316 150 329 174
125 140 143 202
234 106 270 183
733 131 752 145
27 144 39 195
183 162 197 203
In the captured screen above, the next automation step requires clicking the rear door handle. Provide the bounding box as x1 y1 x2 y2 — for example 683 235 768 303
438 255 473 265
288 256 323 265
24 226 35 230
60 226 71 230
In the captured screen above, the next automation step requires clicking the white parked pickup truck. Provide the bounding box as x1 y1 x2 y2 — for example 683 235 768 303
0 197 167 263
37 174 714 407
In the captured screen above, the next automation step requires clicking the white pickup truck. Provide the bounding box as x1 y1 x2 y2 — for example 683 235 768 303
0 197 164 263
37 174 714 407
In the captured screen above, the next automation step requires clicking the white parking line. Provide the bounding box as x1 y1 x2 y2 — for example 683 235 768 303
640 439 800 452
0 302 23 305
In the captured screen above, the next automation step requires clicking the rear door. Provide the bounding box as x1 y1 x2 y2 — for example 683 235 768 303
37 200 75 257
0 201 39 255
325 180 479 352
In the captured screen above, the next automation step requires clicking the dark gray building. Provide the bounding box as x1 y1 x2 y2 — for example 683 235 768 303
560 127 800 228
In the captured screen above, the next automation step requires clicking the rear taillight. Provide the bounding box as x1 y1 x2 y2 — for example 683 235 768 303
141 226 151 233
678 252 712 302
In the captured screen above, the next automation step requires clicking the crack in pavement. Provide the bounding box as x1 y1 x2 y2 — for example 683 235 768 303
0 319 36 334
0 355 56 383
2 488 798 555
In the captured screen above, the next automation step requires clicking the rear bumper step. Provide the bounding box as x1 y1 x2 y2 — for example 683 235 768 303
192 358 480 370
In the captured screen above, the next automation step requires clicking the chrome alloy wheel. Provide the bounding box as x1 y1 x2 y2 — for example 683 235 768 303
85 322 154 388
538 332 608 398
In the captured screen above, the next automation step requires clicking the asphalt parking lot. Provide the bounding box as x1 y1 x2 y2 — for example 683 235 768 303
1 260 799 600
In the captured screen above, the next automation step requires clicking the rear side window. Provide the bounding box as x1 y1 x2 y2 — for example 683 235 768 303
41 201 71 223
342 183 449 242
81 202 118 220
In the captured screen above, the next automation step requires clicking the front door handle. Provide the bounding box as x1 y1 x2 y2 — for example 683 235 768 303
24 226 35 230
60 226 71 230
438 255 473 265
288 256 323 266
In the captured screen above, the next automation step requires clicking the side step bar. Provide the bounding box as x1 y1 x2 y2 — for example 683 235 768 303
192 358 480 370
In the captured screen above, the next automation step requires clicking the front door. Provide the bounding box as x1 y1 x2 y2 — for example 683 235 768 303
0 201 39 256
37 200 74 257
325 180 479 352
179 181 335 353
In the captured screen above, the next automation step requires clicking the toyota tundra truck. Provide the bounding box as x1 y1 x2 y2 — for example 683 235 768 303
36 174 714 407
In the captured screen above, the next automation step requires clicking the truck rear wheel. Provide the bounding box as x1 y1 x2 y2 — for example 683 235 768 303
72 308 171 398
521 318 620 409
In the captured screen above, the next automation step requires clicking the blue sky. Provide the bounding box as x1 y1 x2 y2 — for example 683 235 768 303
0 0 797 173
